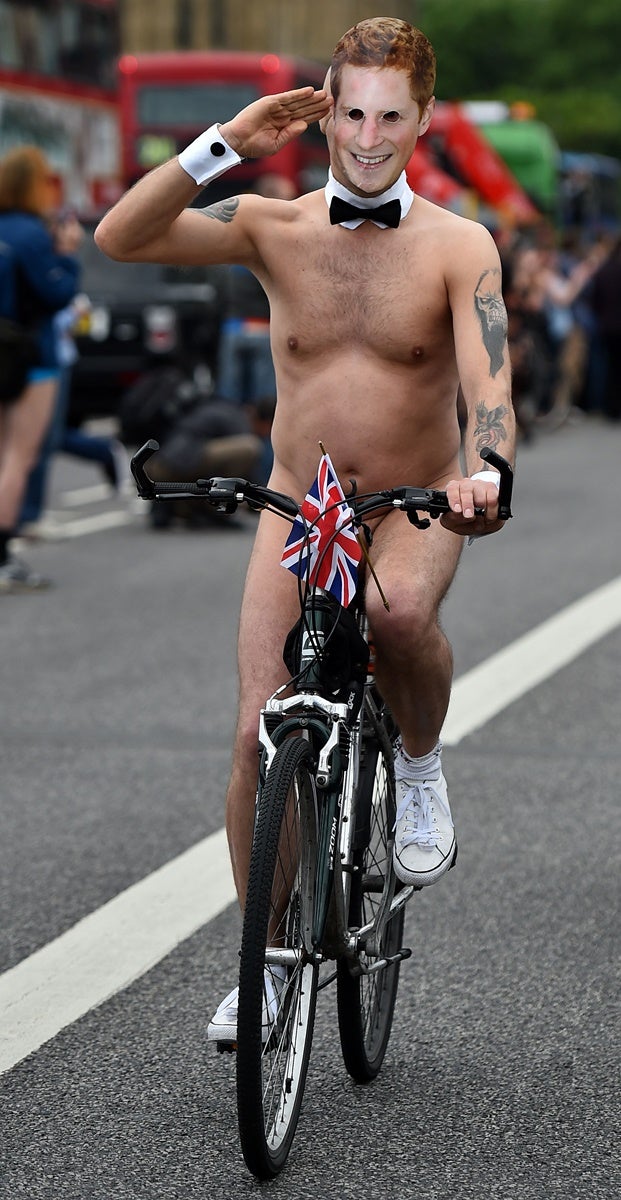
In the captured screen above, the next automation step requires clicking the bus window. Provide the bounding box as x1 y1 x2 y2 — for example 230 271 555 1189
136 83 260 128
119 52 329 197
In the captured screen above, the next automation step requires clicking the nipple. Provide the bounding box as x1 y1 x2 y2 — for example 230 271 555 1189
287 335 299 351
412 345 424 360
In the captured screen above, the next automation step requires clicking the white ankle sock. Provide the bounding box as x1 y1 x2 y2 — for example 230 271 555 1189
395 740 442 777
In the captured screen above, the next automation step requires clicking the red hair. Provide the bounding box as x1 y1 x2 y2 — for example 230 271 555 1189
331 18 436 117
0 146 55 215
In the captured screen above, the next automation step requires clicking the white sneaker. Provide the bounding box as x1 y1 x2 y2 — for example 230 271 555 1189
0 556 52 593
207 965 287 1044
393 741 456 887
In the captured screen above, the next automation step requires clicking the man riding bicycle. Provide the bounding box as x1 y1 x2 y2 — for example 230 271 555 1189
96 17 516 1041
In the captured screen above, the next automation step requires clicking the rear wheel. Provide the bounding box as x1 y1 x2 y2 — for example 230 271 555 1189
236 737 320 1178
337 733 404 1081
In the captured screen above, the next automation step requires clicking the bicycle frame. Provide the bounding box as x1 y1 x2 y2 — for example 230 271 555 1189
257 589 414 977
129 437 514 1177
130 439 513 977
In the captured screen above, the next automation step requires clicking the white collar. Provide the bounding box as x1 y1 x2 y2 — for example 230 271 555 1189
325 168 414 229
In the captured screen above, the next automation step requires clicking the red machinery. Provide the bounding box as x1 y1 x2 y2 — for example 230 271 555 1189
408 102 540 224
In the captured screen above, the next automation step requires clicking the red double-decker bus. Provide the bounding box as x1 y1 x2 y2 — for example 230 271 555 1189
0 0 122 214
118 50 330 199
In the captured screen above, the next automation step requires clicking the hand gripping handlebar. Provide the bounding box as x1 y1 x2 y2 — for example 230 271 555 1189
130 440 513 524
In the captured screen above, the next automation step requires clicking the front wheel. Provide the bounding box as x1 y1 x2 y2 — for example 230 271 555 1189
236 737 320 1179
337 733 404 1081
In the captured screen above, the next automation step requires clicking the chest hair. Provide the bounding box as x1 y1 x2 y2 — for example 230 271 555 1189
293 238 431 345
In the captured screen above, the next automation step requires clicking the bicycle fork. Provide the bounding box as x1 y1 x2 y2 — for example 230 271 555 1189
257 692 413 974
319 711 414 972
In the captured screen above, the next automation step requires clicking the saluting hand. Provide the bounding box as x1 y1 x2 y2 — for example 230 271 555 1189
220 87 332 160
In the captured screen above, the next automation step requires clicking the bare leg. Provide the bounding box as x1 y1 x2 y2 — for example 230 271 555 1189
225 497 463 906
225 504 302 909
365 513 463 757
0 379 57 529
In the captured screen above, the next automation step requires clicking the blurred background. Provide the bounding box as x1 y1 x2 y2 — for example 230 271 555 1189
2 0 619 219
1 0 619 449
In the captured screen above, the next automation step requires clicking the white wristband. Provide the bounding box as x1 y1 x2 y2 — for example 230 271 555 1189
177 124 244 186
471 470 500 488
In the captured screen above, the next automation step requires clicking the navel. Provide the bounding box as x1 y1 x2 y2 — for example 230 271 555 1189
287 335 299 352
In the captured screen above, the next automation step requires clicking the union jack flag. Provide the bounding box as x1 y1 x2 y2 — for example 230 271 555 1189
280 452 362 608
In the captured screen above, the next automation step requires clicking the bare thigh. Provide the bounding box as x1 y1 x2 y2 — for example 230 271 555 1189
365 510 464 643
0 379 57 527
235 498 463 743
236 505 304 739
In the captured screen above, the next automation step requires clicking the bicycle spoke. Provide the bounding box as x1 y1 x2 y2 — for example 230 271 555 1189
237 738 319 1178
337 729 404 1081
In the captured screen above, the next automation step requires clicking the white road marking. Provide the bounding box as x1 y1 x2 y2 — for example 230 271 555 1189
45 510 134 538
61 484 113 506
0 829 236 1075
1 575 620 1075
442 575 621 745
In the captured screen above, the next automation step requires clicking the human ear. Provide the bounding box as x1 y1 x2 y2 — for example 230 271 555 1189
418 96 435 136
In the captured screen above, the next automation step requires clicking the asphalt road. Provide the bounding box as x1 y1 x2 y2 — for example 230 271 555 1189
1 416 619 1199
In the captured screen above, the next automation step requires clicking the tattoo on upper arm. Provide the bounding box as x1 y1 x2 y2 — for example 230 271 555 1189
198 197 239 223
474 401 508 452
474 268 508 378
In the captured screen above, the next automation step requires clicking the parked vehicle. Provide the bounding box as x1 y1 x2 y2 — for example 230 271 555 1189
67 226 224 424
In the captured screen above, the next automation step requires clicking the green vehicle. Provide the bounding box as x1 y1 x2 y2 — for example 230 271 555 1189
479 118 560 215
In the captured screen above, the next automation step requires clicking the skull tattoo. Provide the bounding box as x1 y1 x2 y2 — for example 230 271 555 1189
474 268 508 378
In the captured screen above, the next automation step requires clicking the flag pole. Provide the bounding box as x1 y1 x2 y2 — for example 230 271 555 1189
319 440 390 612
356 531 391 611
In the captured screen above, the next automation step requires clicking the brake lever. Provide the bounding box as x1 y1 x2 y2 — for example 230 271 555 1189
398 487 450 526
197 476 241 513
406 510 431 530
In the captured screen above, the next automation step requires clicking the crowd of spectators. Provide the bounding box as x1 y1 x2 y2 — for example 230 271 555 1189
497 223 621 439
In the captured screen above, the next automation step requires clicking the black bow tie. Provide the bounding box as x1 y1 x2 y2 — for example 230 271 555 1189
329 195 401 228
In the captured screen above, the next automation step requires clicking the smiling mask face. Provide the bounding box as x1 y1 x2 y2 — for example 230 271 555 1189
323 64 434 198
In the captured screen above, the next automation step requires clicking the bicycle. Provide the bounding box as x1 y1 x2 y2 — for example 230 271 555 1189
131 439 513 1179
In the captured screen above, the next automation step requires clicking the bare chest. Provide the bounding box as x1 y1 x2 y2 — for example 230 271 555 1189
264 226 451 363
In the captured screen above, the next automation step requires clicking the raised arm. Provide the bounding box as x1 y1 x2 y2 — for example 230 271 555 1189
95 87 330 269
442 223 516 536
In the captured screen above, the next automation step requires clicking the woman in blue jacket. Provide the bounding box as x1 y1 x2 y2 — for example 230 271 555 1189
0 145 81 592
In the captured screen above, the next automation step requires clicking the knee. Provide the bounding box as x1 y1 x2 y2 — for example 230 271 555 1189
234 706 263 766
366 578 436 654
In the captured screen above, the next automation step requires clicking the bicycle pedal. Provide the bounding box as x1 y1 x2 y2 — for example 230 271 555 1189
395 877 423 894
216 1040 237 1054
